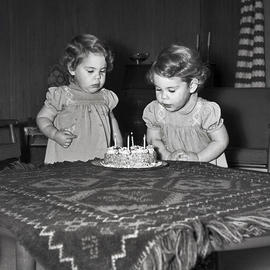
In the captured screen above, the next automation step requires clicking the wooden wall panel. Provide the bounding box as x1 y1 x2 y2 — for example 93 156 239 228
200 0 241 86
1 0 241 121
8 0 78 119
75 0 200 93
0 0 12 117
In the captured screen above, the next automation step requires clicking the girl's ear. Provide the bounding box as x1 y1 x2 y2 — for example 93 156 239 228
189 78 199 93
68 64 75 76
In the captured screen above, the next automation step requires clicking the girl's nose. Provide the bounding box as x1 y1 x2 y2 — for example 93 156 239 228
161 91 168 100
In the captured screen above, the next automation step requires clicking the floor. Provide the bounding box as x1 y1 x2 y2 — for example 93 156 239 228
217 247 270 270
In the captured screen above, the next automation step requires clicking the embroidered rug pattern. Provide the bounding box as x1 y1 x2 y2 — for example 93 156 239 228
1 161 270 270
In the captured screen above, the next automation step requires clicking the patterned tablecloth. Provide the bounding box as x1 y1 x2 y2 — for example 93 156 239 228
1 160 270 270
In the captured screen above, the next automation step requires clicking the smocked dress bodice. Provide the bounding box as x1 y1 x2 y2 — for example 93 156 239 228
43 83 118 164
143 93 227 167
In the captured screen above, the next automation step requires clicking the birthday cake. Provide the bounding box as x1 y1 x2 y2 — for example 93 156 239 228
102 145 159 168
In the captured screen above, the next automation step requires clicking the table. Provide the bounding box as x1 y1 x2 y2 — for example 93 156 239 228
1 160 270 270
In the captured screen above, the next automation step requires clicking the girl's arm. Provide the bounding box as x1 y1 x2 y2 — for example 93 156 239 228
36 106 58 139
197 125 229 162
110 111 123 147
146 128 171 160
36 106 76 148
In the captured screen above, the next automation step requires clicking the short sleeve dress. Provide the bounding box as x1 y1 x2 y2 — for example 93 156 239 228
43 83 118 164
142 93 227 167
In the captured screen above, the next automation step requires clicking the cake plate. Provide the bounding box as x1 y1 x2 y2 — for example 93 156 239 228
91 159 168 170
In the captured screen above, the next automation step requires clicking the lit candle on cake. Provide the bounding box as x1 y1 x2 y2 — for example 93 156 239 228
131 132 134 146
127 135 130 150
143 134 146 149
114 133 117 147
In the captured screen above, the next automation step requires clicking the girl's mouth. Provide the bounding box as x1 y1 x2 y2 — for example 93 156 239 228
161 103 172 108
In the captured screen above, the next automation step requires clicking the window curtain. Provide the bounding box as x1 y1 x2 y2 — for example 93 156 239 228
235 0 266 87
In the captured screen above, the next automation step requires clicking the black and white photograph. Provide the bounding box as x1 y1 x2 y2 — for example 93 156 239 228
0 0 270 269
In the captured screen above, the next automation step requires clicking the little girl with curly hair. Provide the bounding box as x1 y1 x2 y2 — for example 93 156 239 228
37 34 123 164
143 44 229 167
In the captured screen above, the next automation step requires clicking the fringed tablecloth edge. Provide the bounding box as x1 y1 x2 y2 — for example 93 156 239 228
133 210 270 270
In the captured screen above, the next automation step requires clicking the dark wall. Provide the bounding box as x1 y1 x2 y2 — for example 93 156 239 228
200 0 241 86
0 0 240 120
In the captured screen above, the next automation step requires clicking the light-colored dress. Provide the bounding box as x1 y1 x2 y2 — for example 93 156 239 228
142 93 228 167
43 83 118 164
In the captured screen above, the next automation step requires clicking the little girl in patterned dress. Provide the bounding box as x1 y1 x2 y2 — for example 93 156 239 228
143 44 229 167
37 34 123 164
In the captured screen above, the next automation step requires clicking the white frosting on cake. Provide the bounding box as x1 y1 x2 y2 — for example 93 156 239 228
103 145 158 168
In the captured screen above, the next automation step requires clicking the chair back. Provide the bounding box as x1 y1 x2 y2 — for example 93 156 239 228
0 119 21 162
200 87 270 172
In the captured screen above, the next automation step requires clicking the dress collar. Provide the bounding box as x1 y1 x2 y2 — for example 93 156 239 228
177 93 198 115
68 82 83 91
68 82 105 95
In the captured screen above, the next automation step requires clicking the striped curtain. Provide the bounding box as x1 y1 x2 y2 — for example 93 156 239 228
235 0 266 87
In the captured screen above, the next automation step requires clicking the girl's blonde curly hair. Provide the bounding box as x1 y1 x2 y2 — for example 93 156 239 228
147 44 209 89
61 34 114 81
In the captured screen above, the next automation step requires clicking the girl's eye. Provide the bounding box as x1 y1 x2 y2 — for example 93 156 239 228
167 87 177 93
155 88 161 92
87 70 94 73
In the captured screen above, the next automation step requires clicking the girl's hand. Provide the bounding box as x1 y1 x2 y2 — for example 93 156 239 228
53 129 77 148
168 150 199 161
168 150 186 160
178 151 199 161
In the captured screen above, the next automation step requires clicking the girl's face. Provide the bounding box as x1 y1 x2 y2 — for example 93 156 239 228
69 53 107 93
153 74 197 112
